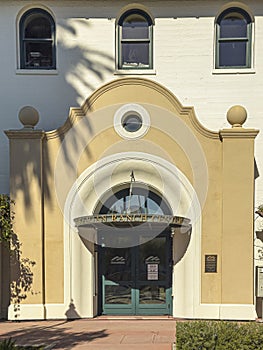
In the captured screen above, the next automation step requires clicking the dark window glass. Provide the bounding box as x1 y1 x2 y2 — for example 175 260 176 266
98 187 172 216
104 247 132 281
122 14 149 39
122 114 142 132
105 285 132 304
20 9 56 69
219 41 247 66
25 42 53 68
139 236 166 281
24 16 52 38
216 8 252 68
220 14 248 38
139 286 166 304
118 10 153 69
121 43 150 67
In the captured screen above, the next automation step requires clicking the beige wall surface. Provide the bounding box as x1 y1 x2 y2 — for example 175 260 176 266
6 132 45 308
0 1 261 316
6 77 258 319
46 78 258 308
220 132 256 304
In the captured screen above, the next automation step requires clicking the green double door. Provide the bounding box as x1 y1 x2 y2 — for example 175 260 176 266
99 230 172 315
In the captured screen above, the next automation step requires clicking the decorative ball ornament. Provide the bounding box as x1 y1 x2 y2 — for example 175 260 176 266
226 105 247 128
18 106 39 129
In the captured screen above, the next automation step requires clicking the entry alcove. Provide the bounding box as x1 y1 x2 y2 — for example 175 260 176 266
74 184 192 316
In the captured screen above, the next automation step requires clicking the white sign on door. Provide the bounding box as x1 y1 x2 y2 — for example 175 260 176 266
147 263 158 280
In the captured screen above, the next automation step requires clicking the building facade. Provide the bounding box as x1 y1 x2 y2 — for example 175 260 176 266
0 0 263 320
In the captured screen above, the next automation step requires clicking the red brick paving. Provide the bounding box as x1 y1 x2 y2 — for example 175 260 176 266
0 317 176 349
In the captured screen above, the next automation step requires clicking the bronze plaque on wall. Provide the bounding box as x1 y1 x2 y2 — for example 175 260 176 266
205 255 217 273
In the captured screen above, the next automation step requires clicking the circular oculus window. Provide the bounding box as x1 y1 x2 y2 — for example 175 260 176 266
122 113 142 132
114 104 150 139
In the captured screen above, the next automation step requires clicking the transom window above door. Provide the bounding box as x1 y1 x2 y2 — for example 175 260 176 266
19 8 56 69
215 7 253 69
117 9 153 70
97 186 172 216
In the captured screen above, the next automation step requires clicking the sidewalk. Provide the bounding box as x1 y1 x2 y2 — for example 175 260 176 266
0 317 176 349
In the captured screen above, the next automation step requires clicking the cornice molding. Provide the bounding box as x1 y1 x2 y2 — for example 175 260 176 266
4 129 45 140
82 77 219 140
45 107 84 140
219 128 259 140
41 77 220 141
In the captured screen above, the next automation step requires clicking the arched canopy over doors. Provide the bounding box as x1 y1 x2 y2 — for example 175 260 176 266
74 181 191 250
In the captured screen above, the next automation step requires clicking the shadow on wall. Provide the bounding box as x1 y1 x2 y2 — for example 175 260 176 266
0 243 10 319
173 228 191 264
65 300 80 319
9 233 37 320
3 20 115 320
10 18 114 209
256 298 262 319
58 19 114 97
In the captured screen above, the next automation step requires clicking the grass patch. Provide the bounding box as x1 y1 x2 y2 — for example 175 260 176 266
176 321 263 349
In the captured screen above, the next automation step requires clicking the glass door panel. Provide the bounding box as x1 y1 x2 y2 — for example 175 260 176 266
136 233 172 314
138 235 166 281
101 244 135 314
105 285 132 304
99 231 172 315
139 285 166 304
104 247 132 281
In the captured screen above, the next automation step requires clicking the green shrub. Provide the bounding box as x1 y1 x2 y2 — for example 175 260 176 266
176 321 263 350
0 339 45 350
0 338 16 350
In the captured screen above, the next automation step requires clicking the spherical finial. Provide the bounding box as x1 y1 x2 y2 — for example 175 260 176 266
18 106 39 129
226 105 247 128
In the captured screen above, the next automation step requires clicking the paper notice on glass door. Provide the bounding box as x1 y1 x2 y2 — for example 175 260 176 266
147 264 158 280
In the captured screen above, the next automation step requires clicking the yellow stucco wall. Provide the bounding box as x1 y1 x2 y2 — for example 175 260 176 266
6 77 258 317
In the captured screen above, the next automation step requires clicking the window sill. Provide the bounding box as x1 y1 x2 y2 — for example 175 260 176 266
16 69 58 75
212 68 255 75
114 69 156 75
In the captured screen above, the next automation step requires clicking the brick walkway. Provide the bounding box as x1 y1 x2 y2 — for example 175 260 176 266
0 317 176 349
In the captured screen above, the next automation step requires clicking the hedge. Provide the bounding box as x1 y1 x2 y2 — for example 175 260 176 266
176 321 263 349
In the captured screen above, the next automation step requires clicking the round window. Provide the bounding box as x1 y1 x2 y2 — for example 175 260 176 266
122 113 142 132
114 104 150 139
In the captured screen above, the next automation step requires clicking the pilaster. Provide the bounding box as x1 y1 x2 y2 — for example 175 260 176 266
5 127 45 319
219 126 259 305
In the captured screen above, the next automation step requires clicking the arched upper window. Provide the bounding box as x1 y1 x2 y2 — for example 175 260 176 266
215 7 252 69
97 186 172 216
117 9 153 70
19 8 56 69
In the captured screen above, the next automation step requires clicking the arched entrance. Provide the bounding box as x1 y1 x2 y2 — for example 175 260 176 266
97 185 173 315
65 152 199 319
74 182 191 316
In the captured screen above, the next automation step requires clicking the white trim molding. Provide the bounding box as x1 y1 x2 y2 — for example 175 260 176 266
8 304 45 320
114 104 151 139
